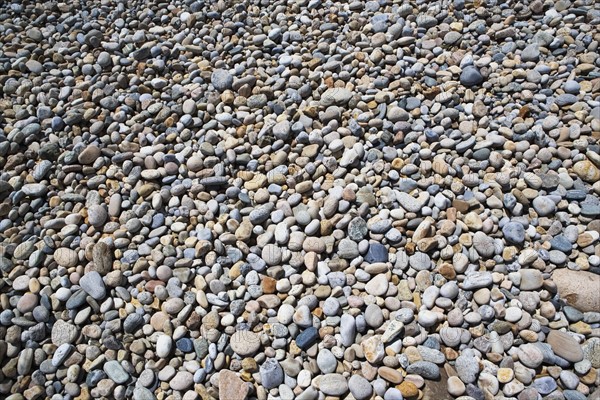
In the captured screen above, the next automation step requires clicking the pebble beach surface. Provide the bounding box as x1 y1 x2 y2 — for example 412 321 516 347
0 0 599 400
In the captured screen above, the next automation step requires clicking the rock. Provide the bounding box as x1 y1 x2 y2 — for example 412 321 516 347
78 145 101 164
456 352 479 383
546 330 584 363
518 343 545 368
219 370 249 400
296 327 319 350
320 88 354 106
79 271 106 300
230 331 261 356
553 269 600 312
405 361 440 380
460 66 484 87
503 222 525 245
156 335 173 358
317 349 337 373
211 69 233 91
365 274 389 296
103 360 129 384
319 374 348 396
573 160 600 183
170 371 194 391
87 205 108 227
260 358 284 389
348 375 373 400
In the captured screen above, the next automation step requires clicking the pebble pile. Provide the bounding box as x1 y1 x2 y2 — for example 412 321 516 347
0 0 599 399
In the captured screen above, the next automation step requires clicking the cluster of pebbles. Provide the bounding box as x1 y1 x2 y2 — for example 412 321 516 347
1 0 600 399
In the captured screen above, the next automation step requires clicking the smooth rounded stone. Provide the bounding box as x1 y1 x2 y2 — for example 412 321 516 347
51 320 79 346
546 330 583 363
531 376 557 395
16 293 38 313
104 360 129 384
133 387 156 400
51 343 74 367
338 238 359 259
505 307 523 323
346 375 372 400
365 304 384 328
462 271 493 290
384 388 404 400
582 338 600 368
277 304 294 324
230 331 261 356
503 222 525 245
340 314 356 347
460 66 484 87
518 343 545 368
365 274 389 296
261 243 281 266
532 196 556 216
317 349 337 373
409 252 431 271
519 269 543 291
170 371 193 391
318 374 348 396
78 145 101 165
365 243 388 263
54 248 78 268
448 375 466 396
405 361 440 380
260 358 284 389
456 352 479 384
156 335 173 358
559 370 579 390
552 269 600 313
472 232 497 258
417 310 438 328
211 69 233 91
79 271 106 300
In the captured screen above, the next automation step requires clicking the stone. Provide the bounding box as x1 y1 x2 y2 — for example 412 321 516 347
546 330 584 363
296 327 319 350
103 360 129 384
259 358 284 389
79 271 106 300
348 375 373 400
219 370 249 400
230 331 261 356
553 269 600 312
460 66 484 87
211 69 233 91
170 371 193 391
405 361 440 380
319 374 348 396
156 335 173 358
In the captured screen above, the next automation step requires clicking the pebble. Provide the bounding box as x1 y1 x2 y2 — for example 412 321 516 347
0 1 598 399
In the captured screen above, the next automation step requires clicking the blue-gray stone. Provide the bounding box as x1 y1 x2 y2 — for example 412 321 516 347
503 193 517 210
211 69 233 91
550 235 572 253
531 376 557 395
460 66 484 87
176 338 194 352
405 361 440 379
563 390 586 400
123 313 143 333
565 190 587 201
104 360 130 384
503 221 525 245
86 369 106 387
364 243 388 263
259 358 284 389
555 93 578 107
296 327 318 350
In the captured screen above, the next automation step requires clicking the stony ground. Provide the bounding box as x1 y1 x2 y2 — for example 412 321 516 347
0 0 599 400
